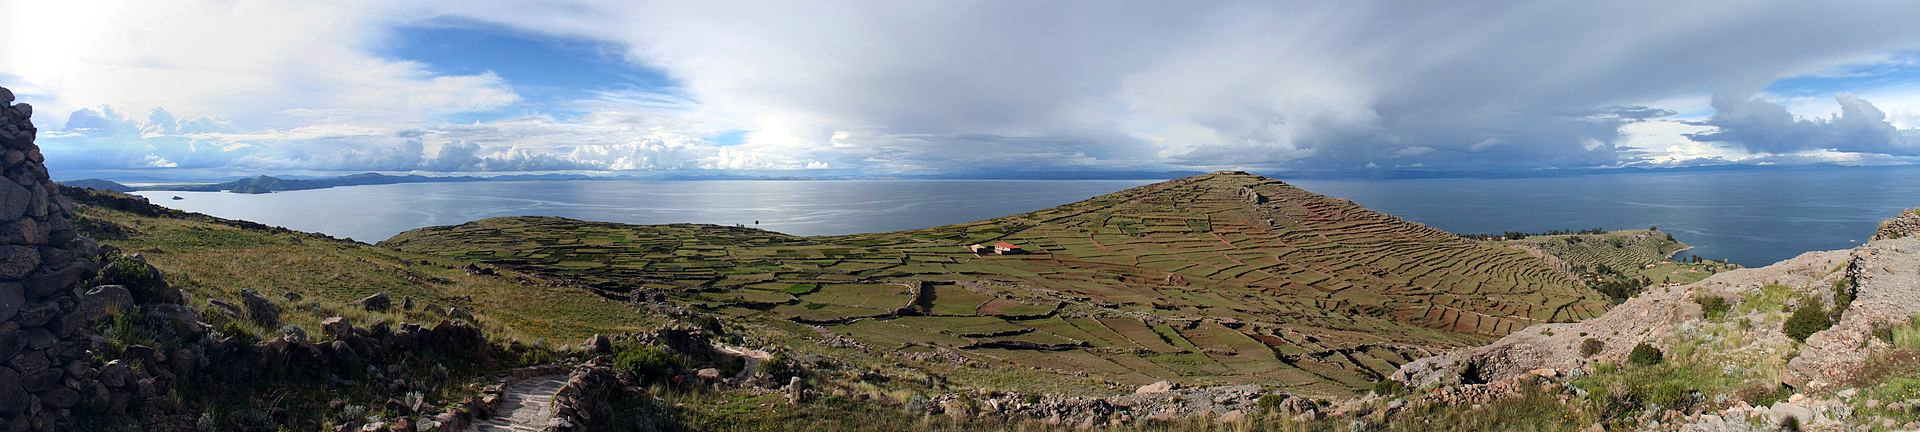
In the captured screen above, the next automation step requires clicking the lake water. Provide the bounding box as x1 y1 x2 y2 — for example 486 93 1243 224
132 166 1920 266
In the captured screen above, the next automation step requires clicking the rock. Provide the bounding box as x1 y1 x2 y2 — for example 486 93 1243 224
75 285 133 322
37 386 79 408
0 322 16 359
583 334 612 354
356 292 391 311
7 350 47 373
19 368 58 392
20 328 53 350
1135 380 1178 395
0 218 46 245
0 281 20 323
0 180 29 222
12 302 53 329
24 261 91 298
239 289 279 326
0 367 23 415
0 246 36 279
1767 402 1814 426
446 306 473 321
321 316 353 338
99 360 130 388
170 348 196 375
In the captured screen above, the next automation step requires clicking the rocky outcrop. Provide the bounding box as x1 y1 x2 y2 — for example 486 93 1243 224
1393 247 1849 389
1874 209 1920 240
1786 235 1920 390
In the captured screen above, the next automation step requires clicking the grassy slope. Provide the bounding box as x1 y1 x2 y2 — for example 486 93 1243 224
383 172 1615 397
67 186 660 345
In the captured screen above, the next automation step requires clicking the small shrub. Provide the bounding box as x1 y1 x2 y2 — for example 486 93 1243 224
1627 343 1663 366
762 352 795 381
1692 295 1730 320
1580 338 1605 357
612 344 677 384
96 255 170 303
1256 394 1287 414
1371 379 1405 396
1784 302 1832 342
220 321 261 346
1736 384 1792 407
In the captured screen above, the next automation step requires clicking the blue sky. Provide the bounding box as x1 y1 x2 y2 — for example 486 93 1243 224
6 1 1920 180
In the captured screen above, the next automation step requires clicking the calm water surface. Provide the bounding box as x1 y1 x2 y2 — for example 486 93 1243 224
133 166 1920 266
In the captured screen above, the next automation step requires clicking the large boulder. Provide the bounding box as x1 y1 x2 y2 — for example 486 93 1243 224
355 292 391 311
321 316 354 339
74 285 134 323
239 289 279 326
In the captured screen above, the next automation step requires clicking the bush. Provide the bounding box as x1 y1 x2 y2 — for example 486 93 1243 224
1784 302 1832 342
762 352 795 381
1256 394 1287 414
1692 295 1730 320
1580 338 1605 357
612 344 677 384
1371 379 1406 396
1627 343 1663 366
96 255 171 304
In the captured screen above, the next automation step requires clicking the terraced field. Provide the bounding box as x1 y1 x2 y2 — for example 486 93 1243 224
384 171 1615 396
1504 229 1731 298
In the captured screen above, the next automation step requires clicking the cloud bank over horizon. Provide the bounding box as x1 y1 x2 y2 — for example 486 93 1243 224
9 1 1920 178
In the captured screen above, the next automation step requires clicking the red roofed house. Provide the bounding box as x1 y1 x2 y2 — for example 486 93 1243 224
992 241 1024 255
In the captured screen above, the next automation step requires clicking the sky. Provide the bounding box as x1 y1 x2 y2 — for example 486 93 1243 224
7 1 1920 179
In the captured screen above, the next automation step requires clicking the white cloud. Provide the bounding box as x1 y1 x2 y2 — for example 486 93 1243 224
14 1 1920 176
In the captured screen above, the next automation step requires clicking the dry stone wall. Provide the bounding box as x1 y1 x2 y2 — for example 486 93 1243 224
0 85 125 430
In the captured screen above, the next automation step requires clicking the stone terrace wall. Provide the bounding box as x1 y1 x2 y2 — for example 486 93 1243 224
1 85 116 431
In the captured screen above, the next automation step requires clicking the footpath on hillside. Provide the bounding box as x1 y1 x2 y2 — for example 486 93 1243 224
472 374 569 432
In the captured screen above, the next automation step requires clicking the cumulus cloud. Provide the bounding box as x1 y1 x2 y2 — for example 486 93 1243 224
1687 94 1920 156
15 1 1920 176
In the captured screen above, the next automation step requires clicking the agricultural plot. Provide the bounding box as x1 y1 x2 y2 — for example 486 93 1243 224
383 171 1619 397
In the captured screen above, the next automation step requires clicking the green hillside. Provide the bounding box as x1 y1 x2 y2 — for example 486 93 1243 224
384 171 1616 396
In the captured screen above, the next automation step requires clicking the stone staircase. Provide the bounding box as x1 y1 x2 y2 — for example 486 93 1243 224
471 374 569 431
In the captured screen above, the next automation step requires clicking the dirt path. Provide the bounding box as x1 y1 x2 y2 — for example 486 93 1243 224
472 374 568 432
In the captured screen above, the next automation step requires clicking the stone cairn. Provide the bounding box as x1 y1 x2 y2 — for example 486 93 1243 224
1 85 131 430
